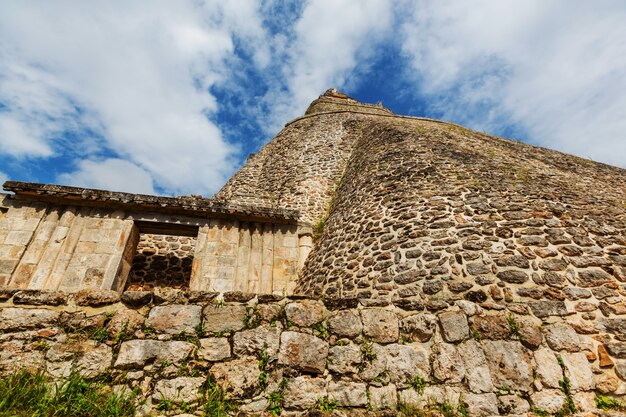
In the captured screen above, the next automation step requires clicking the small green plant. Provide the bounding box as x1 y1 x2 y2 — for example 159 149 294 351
312 218 326 242
89 326 109 343
267 390 284 416
530 406 549 417
195 322 206 337
595 394 626 411
33 340 51 351
554 355 576 416
214 298 225 308
410 375 426 394
244 307 260 329
471 327 482 341
258 350 270 370
316 396 337 412
507 314 520 338
156 397 175 412
313 322 329 339
202 377 237 417
142 324 155 336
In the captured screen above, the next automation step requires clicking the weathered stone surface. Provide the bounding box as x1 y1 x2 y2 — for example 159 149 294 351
577 269 614 287
399 313 436 342
327 381 367 407
74 289 120 306
283 376 326 409
13 290 66 306
328 344 361 374
278 331 328 374
120 290 152 307
107 307 145 338
357 342 387 381
198 337 231 361
472 315 511 340
202 304 247 333
530 390 566 414
210 357 260 399
529 300 568 318
533 348 562 389
605 342 626 358
518 318 543 350
561 352 594 391
146 304 201 335
328 309 362 338
498 395 530 415
115 340 195 368
595 373 619 394
482 340 533 391
0 307 59 332
615 361 626 381
385 343 430 385
360 308 399 343
284 300 324 327
46 339 112 378
432 343 465 384
233 324 281 358
153 377 204 403
438 311 469 342
461 393 499 417
543 323 580 352
497 270 528 284
458 340 493 393
369 384 397 410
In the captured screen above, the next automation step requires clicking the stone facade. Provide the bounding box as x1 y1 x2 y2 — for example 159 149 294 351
0 289 618 416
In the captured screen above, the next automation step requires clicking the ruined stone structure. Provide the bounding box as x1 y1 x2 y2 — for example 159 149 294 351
1 89 626 416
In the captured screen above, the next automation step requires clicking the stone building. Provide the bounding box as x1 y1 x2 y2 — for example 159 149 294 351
1 89 626 416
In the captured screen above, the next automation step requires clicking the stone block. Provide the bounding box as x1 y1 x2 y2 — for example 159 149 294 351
529 300 568 318
482 340 533 391
198 337 231 361
0 307 60 332
327 381 367 407
115 340 195 368
233 324 281 358
146 304 201 335
153 377 204 403
543 322 580 352
283 376 327 409
328 344 361 374
561 352 594 391
369 384 397 410
432 343 465 383
438 311 469 342
284 300 325 327
461 393 499 417
107 307 145 338
458 339 493 393
328 309 362 338
497 394 530 415
385 343 430 385
530 390 566 414
13 290 67 306
361 308 399 343
74 289 120 306
209 357 260 399
202 304 247 333
533 348 562 389
400 313 436 342
278 331 328 374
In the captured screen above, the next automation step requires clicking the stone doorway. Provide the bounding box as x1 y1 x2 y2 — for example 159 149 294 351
124 221 199 291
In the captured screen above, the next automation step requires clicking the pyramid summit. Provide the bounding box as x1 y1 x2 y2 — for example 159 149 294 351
1 90 626 414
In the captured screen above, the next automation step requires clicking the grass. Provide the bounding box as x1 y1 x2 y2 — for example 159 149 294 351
0 369 135 417
595 394 626 411
202 378 237 417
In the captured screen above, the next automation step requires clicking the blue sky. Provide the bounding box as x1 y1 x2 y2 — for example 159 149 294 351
1 1 625 196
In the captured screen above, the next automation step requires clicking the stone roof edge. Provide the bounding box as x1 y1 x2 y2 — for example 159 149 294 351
2 181 300 222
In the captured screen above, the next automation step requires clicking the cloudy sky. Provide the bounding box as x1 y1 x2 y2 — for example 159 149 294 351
1 1 625 196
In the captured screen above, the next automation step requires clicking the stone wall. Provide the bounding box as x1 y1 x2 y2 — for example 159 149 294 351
1 288 623 416
127 234 197 290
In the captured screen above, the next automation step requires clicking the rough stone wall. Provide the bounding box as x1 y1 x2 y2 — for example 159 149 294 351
126 234 196 290
297 117 626 318
1 288 623 416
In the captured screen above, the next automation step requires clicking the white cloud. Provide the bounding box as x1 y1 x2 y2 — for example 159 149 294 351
264 0 394 130
0 170 8 185
57 159 155 195
400 0 626 167
0 1 269 195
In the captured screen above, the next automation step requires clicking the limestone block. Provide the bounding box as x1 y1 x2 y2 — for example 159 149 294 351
328 309 362 338
482 340 533 391
46 340 112 379
233 324 281 359
561 352 594 391
497 395 530 415
327 381 367 407
369 384 397 410
432 343 465 383
472 315 511 340
153 377 204 403
458 339 493 393
328 344 361 374
461 393 499 417
529 300 569 318
146 304 201 335
209 357 260 399
115 340 195 368
400 313 436 342
284 300 325 326
438 311 469 342
278 331 328 374
530 390 566 414
385 343 430 385
533 348 562 389
74 289 120 306
0 307 60 332
202 304 246 334
361 308 399 343
543 322 580 352
107 307 145 338
198 337 231 362
283 376 327 409
357 342 387 381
